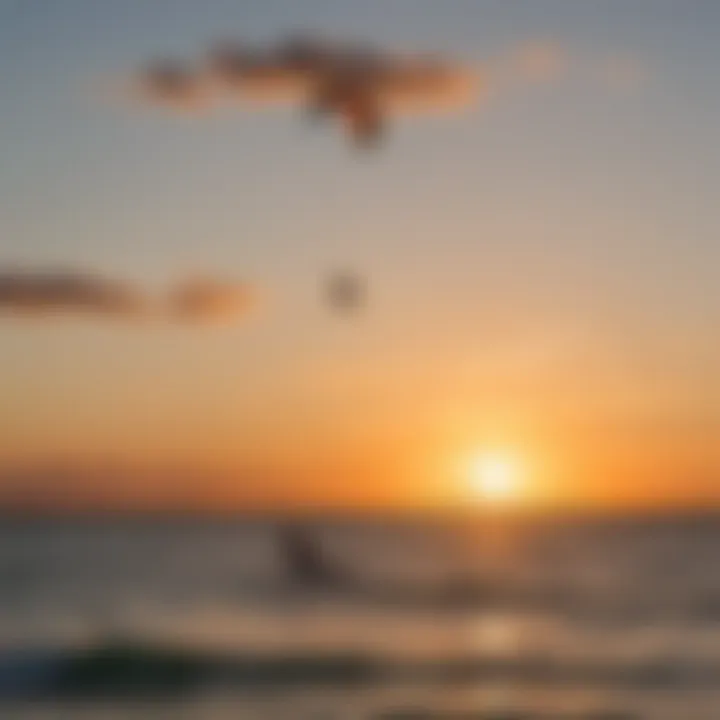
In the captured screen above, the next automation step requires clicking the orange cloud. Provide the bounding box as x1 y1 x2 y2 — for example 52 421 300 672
0 269 256 327
116 34 646 148
127 34 483 117
168 277 255 324
0 270 147 318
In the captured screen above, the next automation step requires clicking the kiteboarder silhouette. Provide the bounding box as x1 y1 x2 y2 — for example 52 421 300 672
279 524 348 590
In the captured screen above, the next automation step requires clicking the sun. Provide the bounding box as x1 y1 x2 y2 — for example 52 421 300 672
468 452 523 504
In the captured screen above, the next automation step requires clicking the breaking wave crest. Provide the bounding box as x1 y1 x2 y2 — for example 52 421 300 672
0 637 717 700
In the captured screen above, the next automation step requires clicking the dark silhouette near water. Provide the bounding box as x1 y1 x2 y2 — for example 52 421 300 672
279 525 347 589
275 525 488 609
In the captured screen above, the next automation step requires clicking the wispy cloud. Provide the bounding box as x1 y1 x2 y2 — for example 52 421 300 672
168 277 255 325
0 270 147 318
0 269 255 326
132 34 482 115
112 33 647 146
116 34 486 146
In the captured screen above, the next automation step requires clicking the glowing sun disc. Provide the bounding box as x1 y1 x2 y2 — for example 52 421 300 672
469 453 523 503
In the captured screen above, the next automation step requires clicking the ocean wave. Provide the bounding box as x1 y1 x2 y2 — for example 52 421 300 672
0 637 717 700
376 711 640 720
237 576 720 628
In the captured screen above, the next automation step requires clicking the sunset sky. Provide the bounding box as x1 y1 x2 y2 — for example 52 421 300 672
1 0 717 512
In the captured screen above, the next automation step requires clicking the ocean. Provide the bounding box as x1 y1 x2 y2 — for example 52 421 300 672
0 513 718 719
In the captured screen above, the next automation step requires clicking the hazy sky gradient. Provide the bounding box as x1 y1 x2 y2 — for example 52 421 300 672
1 0 718 510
